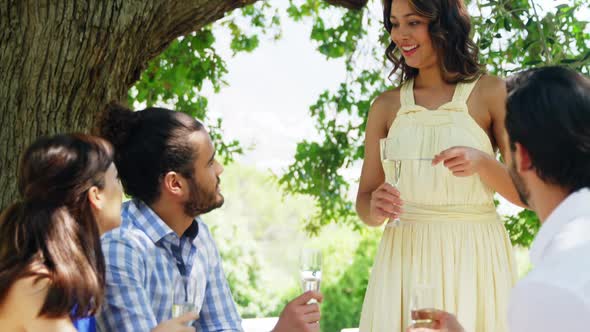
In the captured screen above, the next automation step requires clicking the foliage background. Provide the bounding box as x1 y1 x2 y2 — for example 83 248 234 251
128 1 589 330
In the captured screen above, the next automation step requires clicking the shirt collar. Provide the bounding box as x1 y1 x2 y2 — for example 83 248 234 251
530 187 590 266
183 217 200 241
126 199 200 244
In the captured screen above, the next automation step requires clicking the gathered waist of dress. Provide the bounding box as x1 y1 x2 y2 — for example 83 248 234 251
399 202 501 224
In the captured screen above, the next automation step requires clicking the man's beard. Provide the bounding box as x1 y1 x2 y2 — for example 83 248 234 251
509 161 530 206
183 177 224 217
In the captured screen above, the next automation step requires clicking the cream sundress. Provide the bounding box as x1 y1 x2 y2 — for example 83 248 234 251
359 77 517 332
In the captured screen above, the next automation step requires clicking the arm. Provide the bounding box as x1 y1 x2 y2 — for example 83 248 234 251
479 76 525 207
356 90 404 226
196 227 242 332
432 77 526 207
96 233 157 332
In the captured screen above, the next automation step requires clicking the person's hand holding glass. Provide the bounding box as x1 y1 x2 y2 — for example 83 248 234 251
300 248 322 303
379 138 404 227
172 275 200 326
406 308 465 332
409 284 436 328
148 276 199 332
405 283 467 332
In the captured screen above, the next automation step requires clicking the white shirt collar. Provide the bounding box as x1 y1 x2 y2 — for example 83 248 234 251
529 188 590 266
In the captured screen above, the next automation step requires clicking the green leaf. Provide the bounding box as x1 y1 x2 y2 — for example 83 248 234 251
130 0 590 239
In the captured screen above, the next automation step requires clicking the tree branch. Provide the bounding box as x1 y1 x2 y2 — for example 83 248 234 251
324 0 369 10
529 0 553 63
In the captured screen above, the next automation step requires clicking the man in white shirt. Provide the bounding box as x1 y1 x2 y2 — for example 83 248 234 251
408 66 590 332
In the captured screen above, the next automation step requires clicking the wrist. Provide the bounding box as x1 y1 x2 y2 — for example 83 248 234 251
475 151 494 173
365 213 386 227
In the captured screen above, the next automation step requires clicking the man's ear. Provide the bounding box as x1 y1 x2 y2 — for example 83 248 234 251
162 171 185 198
514 142 533 173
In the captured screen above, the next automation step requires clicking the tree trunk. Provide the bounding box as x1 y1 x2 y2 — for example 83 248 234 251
0 0 366 210
0 0 260 210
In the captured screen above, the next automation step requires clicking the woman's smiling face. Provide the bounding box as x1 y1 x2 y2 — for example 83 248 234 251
389 0 437 70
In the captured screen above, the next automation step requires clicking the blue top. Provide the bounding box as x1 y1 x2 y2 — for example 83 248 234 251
96 199 242 332
73 316 96 332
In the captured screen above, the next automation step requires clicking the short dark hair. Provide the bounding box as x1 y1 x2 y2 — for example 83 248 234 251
97 103 204 204
382 0 484 83
506 66 590 192
0 134 111 319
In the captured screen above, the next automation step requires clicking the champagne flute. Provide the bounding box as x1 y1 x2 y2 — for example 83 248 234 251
409 284 436 328
379 138 402 227
300 248 322 303
172 275 199 325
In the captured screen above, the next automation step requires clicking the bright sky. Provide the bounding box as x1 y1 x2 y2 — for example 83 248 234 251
206 0 589 216
207 12 347 171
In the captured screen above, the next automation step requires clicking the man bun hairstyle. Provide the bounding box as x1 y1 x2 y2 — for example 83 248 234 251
98 102 205 204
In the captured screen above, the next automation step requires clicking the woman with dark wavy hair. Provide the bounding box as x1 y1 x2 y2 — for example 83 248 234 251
0 134 196 332
356 0 523 331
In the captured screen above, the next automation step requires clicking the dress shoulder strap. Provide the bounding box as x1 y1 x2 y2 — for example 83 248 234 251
399 78 415 108
452 75 482 105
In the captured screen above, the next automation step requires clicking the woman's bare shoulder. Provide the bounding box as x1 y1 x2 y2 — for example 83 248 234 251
2 275 49 310
476 74 507 99
371 87 402 116
0 276 76 332
0 276 49 320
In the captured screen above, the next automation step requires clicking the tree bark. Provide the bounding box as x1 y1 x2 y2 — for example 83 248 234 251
0 0 367 211
0 0 262 210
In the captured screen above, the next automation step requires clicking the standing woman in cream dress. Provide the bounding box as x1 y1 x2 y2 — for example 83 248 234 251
356 0 525 331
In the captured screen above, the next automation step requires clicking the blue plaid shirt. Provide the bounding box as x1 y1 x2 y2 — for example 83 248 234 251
96 199 242 332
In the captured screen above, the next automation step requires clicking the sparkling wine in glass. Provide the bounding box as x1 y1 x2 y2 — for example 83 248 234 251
410 284 436 328
380 138 402 227
300 248 322 302
172 275 200 324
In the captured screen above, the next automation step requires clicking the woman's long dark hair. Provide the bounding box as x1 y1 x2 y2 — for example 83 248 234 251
0 134 113 319
383 0 484 83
